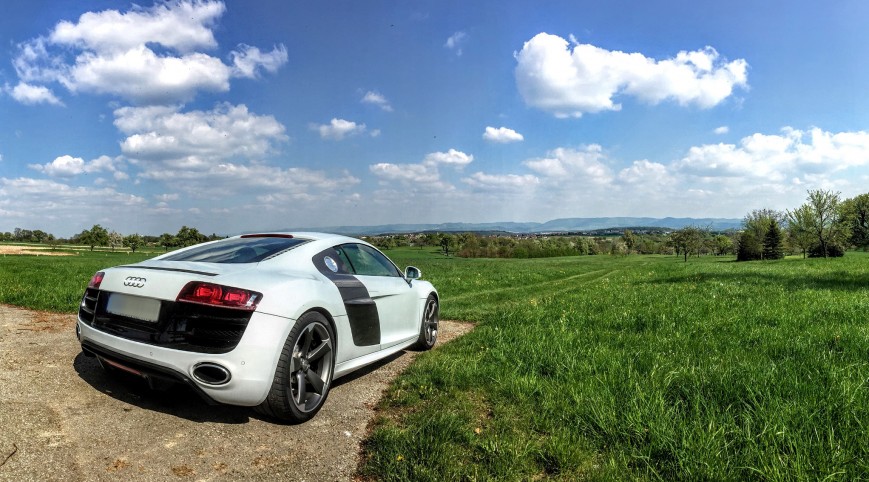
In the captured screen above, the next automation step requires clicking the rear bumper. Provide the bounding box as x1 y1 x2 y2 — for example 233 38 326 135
77 310 294 406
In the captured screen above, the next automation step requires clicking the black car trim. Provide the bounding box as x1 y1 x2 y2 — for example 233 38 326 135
80 340 218 405
117 265 219 276
313 248 380 347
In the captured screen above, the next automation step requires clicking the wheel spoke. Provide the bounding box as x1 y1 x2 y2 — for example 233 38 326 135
301 325 314 356
294 370 306 405
306 370 325 395
307 338 331 362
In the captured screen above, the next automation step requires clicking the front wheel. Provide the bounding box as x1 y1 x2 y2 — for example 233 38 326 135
413 294 439 350
255 311 335 423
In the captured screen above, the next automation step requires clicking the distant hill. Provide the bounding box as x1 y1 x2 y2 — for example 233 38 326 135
282 217 742 236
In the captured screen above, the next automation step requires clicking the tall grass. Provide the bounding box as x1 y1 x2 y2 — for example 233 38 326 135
361 252 869 480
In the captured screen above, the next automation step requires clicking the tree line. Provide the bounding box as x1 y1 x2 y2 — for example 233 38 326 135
364 189 869 261
4 189 866 260
0 225 223 252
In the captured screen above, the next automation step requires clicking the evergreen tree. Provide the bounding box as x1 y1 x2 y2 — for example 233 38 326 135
737 230 762 261
762 219 784 260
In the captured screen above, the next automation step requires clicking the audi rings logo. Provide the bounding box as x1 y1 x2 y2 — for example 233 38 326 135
123 276 147 288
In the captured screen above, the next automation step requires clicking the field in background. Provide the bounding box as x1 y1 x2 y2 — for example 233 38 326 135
2 246 867 479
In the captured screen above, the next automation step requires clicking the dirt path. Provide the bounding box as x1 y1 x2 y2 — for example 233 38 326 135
0 305 472 481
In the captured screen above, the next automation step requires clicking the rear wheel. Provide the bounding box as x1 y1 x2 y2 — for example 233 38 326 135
255 311 335 423
413 294 438 350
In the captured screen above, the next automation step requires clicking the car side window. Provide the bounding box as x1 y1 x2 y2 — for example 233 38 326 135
338 244 401 277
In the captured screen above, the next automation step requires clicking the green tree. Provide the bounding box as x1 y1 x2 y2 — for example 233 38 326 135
805 189 848 258
621 229 636 254
439 234 457 256
80 224 109 251
762 219 784 260
840 192 869 250
158 233 177 252
786 204 815 258
736 231 762 261
124 233 144 253
670 226 706 262
175 226 206 247
713 234 734 255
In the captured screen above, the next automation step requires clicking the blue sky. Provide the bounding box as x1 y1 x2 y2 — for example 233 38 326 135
1 0 868 237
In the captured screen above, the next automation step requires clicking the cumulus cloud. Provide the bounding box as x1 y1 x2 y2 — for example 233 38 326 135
0 177 146 227
314 118 368 140
675 127 869 182
29 154 124 178
361 91 393 112
115 103 287 168
423 149 474 167
483 126 524 143
7 82 63 105
524 145 613 184
515 33 748 118
12 0 287 104
714 126 729 135
369 148 474 190
445 31 468 56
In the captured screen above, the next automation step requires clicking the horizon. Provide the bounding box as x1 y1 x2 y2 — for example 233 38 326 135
2 1 868 237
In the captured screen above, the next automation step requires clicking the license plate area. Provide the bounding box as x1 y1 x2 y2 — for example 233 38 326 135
106 293 161 322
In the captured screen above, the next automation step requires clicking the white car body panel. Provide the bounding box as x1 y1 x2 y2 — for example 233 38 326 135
76 232 437 408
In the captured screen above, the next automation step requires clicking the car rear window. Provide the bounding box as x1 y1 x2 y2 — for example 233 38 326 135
162 236 309 263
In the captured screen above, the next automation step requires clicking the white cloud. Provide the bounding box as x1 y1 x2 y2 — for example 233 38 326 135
617 159 673 187
423 149 474 167
714 126 729 135
369 148 474 191
29 154 124 178
0 177 146 231
370 163 440 183
7 82 63 105
115 103 287 167
49 1 224 53
483 126 524 143
314 118 367 140
155 193 180 202
675 127 869 182
514 33 748 118
361 91 393 112
12 0 286 104
462 172 539 190
230 44 289 78
445 31 468 56
524 145 613 184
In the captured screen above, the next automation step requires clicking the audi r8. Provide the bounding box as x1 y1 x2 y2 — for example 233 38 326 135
76 233 439 422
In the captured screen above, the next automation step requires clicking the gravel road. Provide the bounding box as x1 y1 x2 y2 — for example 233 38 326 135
0 305 472 481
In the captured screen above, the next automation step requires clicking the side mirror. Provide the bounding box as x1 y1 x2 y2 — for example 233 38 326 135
404 266 421 280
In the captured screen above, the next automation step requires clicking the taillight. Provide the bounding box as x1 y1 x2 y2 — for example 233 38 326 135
176 282 262 311
88 271 105 289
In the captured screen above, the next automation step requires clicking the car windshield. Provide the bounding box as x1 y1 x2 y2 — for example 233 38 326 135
162 236 309 263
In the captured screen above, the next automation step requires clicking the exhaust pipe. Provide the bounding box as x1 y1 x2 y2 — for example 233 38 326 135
192 363 231 386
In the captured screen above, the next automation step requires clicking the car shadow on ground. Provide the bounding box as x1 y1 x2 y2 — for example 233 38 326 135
72 348 411 424
73 352 251 424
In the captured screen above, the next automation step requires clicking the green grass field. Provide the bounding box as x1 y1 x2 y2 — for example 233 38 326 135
364 249 869 481
2 246 867 480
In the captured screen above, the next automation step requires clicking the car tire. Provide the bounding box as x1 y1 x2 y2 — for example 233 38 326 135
255 311 335 423
413 294 439 350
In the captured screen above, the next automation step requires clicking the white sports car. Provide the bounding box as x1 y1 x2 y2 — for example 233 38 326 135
76 232 439 422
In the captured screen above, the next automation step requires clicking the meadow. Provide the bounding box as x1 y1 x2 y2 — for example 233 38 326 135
2 245 867 480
